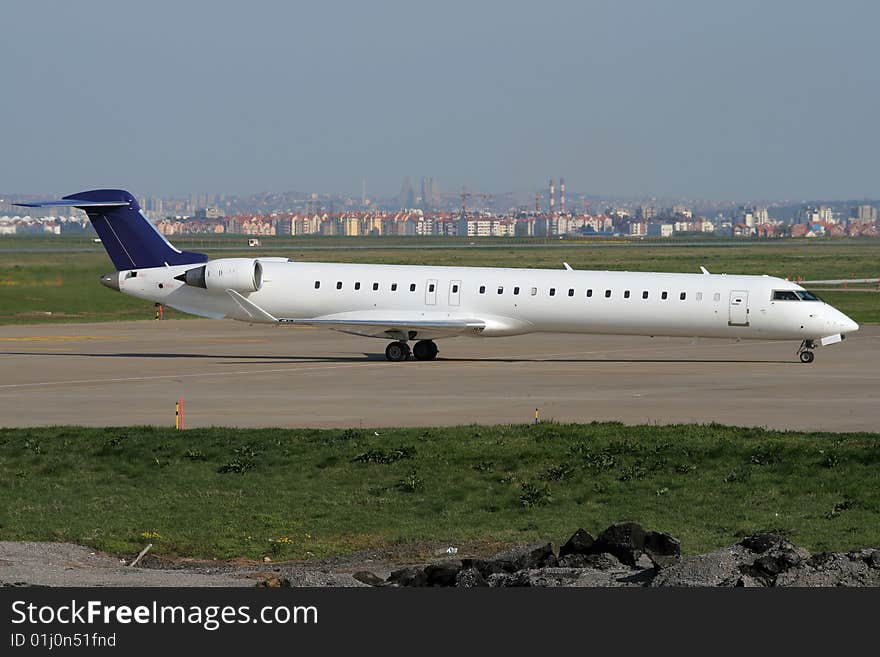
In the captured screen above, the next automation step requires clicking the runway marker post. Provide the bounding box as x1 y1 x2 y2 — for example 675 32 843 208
175 398 185 430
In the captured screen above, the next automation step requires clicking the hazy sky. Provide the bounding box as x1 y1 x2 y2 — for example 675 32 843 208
1 0 878 200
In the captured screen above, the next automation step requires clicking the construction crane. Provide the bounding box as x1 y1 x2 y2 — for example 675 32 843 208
459 187 492 215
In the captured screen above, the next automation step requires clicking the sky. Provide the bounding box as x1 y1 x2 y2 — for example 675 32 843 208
1 0 878 201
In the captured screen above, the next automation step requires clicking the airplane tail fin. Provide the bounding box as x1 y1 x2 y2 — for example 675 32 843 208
16 189 207 271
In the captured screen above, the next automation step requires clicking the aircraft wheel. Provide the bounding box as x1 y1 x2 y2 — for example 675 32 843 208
412 340 439 361
799 350 815 364
385 341 410 362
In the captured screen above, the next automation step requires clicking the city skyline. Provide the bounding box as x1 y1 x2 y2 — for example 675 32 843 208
1 2 878 200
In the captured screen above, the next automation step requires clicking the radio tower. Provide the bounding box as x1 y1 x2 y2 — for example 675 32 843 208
560 177 566 214
549 179 555 213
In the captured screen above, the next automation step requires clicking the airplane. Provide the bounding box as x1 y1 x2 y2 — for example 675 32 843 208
18 189 859 363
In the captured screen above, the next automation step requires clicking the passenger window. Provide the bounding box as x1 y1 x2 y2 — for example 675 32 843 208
696 292 703 301
642 291 648 299
549 288 556 296
452 284 459 293
513 286 520 295
680 292 686 300
586 289 593 298
428 283 435 292
497 286 504 294
568 288 575 297
605 289 611 298
624 290 631 299
530 287 537 296
661 291 668 300
713 292 720 302
314 281 320 289
336 281 342 290
409 283 416 292
354 282 361 290
372 282 379 291
479 285 486 294
391 283 398 291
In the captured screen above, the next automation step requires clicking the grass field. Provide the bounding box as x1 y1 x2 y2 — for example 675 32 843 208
1 237 879 323
1 423 878 560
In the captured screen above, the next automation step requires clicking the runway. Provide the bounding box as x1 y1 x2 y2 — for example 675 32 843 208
0 319 877 432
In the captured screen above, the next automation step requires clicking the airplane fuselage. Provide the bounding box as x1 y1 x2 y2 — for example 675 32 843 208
107 259 858 344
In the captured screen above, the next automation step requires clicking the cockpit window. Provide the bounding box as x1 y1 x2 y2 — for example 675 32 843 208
772 290 800 301
796 290 821 301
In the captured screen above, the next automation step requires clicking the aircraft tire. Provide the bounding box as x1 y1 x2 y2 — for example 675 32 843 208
385 341 410 362
413 340 439 361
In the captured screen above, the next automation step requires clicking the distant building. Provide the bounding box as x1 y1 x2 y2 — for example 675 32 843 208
851 204 878 224
399 178 415 209
636 205 656 221
420 177 440 209
195 207 223 219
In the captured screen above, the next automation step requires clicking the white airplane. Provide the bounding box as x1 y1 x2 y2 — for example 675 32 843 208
19 189 859 363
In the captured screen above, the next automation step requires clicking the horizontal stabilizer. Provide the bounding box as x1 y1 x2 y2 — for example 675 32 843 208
16 189 206 271
15 199 129 209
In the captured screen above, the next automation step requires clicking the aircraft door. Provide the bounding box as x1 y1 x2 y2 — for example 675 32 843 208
728 290 749 326
449 280 461 306
425 279 438 305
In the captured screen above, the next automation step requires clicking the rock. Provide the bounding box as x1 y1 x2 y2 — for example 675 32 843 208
386 566 428 587
255 574 291 588
455 567 488 588
557 553 623 570
424 561 461 587
592 522 647 566
739 533 778 554
738 535 809 584
490 543 557 572
352 571 385 587
776 552 880 587
559 529 595 558
652 545 752 587
643 531 681 569
496 568 583 587
847 549 880 569
461 558 507 579
486 572 515 587
655 535 809 587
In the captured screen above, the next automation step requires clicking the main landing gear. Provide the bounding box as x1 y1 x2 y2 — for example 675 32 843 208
384 340 439 362
797 340 815 364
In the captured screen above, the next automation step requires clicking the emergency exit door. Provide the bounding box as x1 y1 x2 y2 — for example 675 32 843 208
728 290 749 326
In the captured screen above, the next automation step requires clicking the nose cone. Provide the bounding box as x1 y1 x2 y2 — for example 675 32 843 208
842 316 859 334
100 272 120 291
832 307 859 334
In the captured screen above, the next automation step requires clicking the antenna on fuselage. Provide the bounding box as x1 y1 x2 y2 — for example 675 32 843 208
700 266 711 275
563 262 573 271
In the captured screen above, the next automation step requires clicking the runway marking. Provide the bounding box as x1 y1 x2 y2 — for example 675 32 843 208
0 362 373 389
0 335 121 342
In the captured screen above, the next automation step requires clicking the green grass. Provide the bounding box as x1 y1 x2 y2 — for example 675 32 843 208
2 239 879 323
1 423 878 560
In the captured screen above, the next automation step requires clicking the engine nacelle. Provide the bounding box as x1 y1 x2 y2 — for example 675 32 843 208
176 258 263 293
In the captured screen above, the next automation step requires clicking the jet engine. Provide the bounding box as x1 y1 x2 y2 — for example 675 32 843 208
175 258 263 293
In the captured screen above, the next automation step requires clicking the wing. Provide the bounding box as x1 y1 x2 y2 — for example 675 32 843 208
225 290 485 339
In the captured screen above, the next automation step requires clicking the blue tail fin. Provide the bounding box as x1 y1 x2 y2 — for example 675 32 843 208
16 189 207 271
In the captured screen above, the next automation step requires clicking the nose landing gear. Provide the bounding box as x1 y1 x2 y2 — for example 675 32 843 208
797 340 815 364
